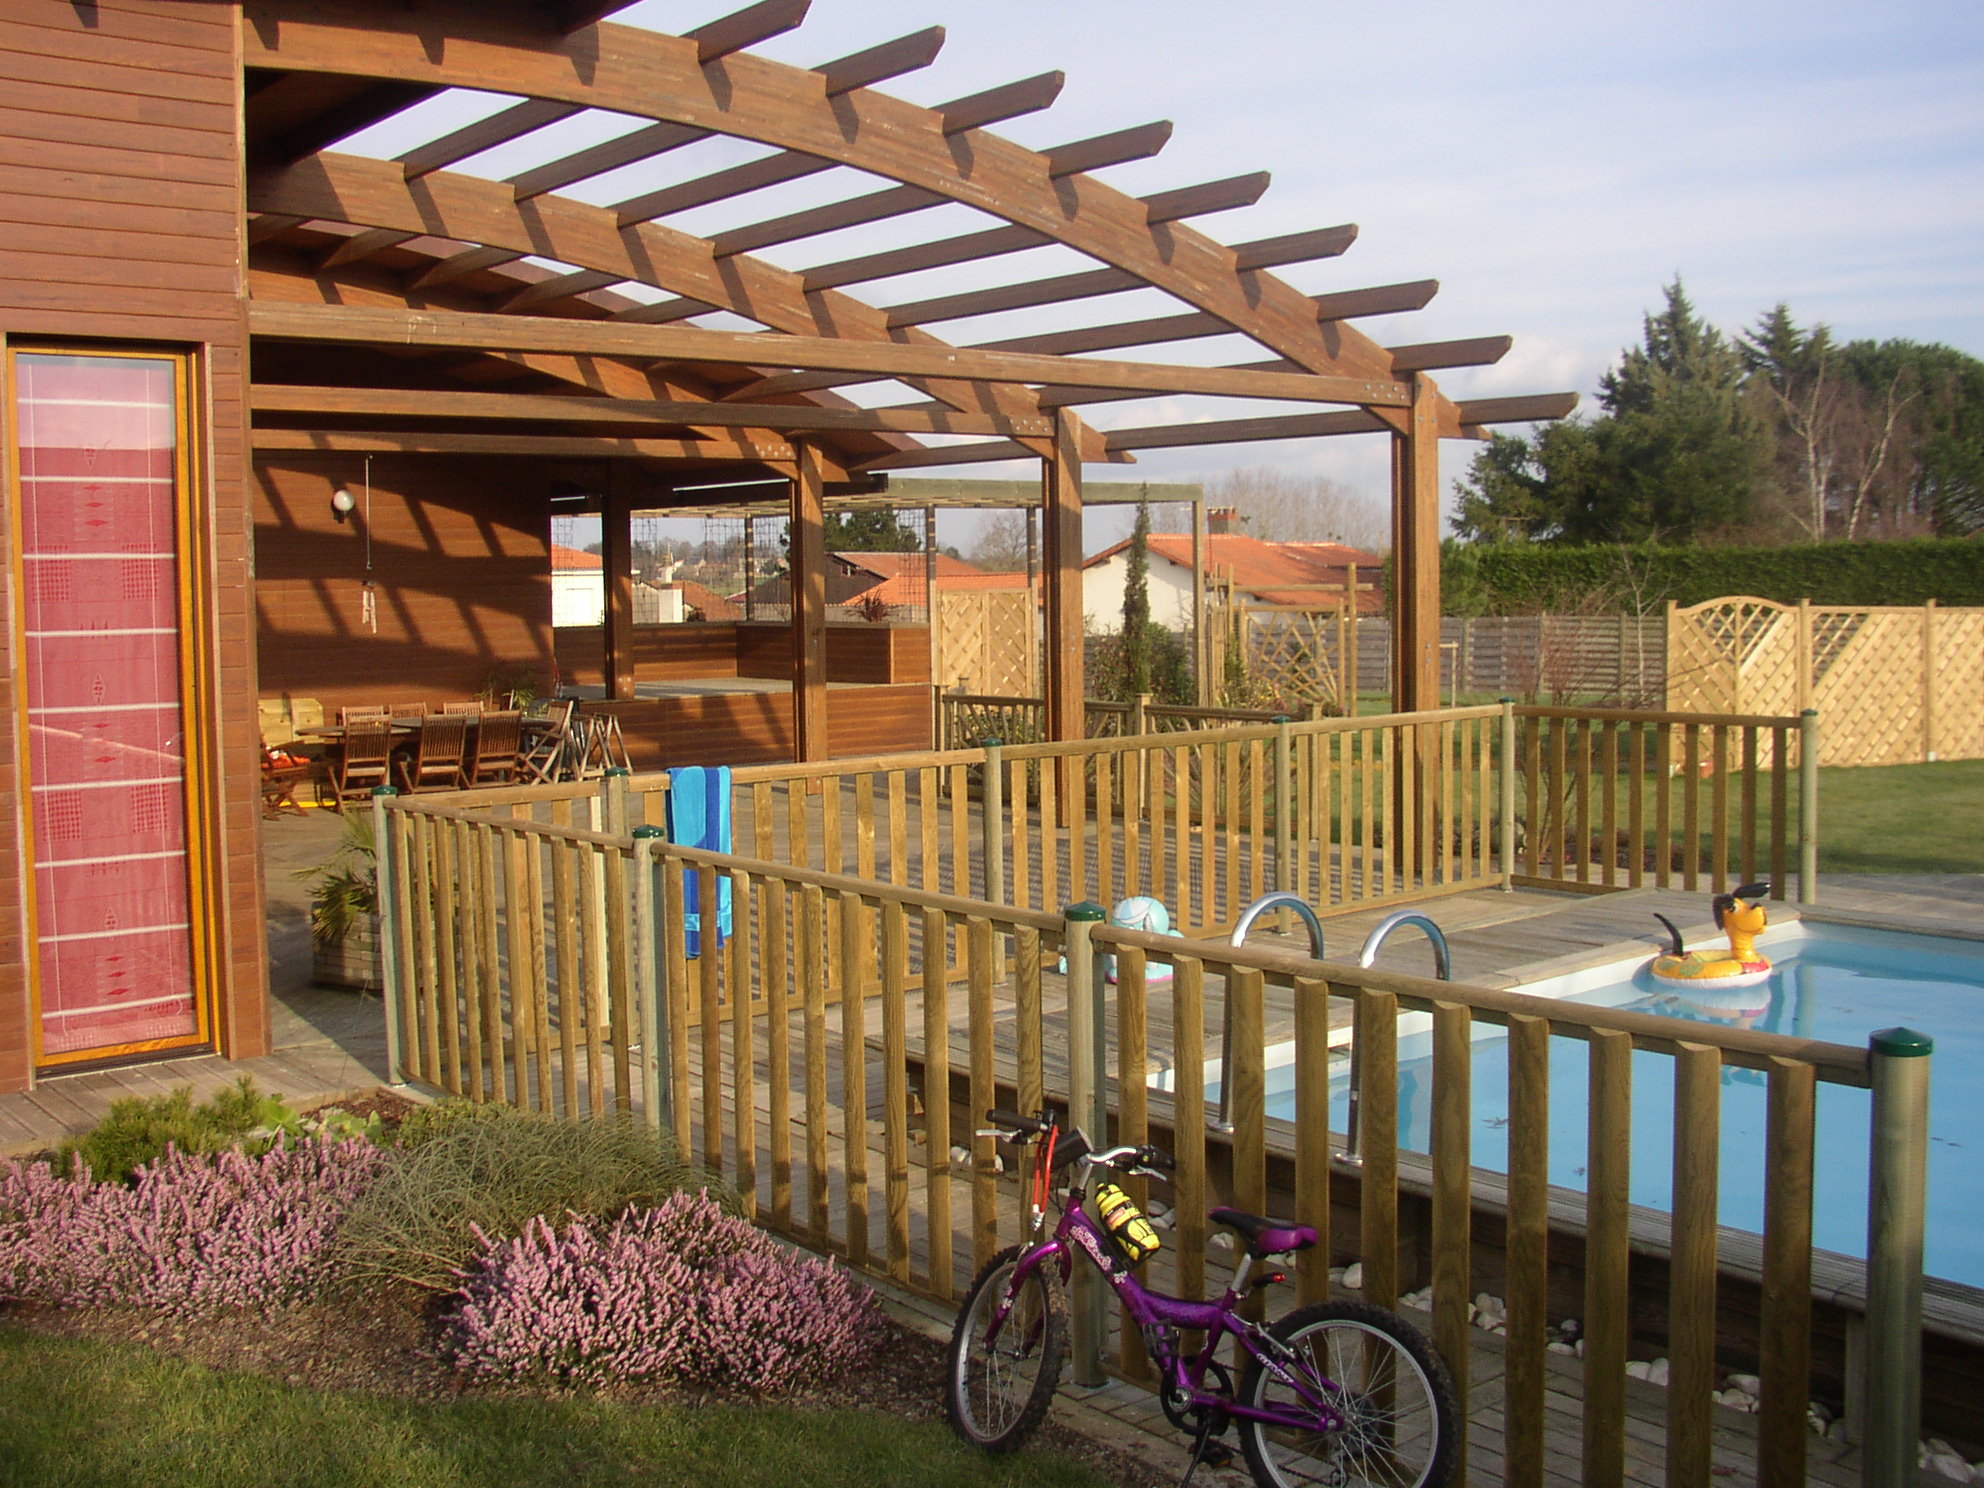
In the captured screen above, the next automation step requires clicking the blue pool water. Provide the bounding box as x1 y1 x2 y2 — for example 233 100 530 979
1259 923 1984 1287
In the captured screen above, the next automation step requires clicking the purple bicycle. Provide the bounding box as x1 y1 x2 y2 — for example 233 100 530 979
945 1110 1457 1488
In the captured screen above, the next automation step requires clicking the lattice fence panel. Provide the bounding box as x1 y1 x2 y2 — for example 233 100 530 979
1814 612 1924 766
1936 613 1984 760
937 588 1036 696
1669 597 1984 765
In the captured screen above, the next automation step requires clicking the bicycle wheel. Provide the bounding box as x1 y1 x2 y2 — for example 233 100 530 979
1236 1300 1458 1488
945 1245 1067 1453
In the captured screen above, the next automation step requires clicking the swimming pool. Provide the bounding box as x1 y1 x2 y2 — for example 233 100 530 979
1257 921 1984 1287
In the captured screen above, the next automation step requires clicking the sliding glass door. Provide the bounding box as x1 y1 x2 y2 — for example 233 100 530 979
11 348 213 1066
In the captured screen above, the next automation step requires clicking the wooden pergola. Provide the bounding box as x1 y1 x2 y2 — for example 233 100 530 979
240 0 1575 756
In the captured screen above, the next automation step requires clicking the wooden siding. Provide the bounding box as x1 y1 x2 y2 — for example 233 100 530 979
254 455 554 712
557 621 931 689
574 684 933 770
0 0 256 1092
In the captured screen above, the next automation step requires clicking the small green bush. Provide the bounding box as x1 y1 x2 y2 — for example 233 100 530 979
331 1105 730 1293
55 1077 302 1184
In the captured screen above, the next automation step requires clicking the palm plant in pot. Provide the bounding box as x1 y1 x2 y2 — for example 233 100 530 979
298 810 383 990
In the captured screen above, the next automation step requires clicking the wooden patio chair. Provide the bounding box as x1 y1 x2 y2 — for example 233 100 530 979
400 700 431 717
260 738 312 818
397 713 469 793
441 700 482 716
469 710 522 785
332 719 393 806
340 704 389 725
518 699 575 783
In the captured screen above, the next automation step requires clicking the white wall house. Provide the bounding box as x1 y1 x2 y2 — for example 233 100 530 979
1082 529 1386 634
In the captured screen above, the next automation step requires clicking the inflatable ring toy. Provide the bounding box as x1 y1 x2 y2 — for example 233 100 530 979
1649 882 1773 990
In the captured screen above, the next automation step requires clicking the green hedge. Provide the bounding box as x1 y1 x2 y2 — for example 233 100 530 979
1438 538 1984 615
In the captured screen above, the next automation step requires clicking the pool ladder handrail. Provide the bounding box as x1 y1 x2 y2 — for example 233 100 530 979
1339 912 1454 1165
1214 894 1326 1133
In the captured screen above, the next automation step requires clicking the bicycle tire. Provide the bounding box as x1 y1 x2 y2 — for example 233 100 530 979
944 1244 1068 1454
1236 1299 1459 1488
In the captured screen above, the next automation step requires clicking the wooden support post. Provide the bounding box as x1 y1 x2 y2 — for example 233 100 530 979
1192 499 1208 705
602 473 637 700
743 516 755 622
1042 409 1085 758
791 441 829 761
1391 373 1442 715
926 505 941 747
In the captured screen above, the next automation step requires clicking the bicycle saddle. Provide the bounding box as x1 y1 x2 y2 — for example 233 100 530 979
1209 1207 1318 1258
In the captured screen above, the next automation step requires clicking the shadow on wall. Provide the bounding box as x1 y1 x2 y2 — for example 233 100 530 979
252 455 554 708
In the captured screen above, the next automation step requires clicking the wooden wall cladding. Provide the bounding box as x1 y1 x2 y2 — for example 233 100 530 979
253 455 554 711
558 621 933 689
0 1 256 1090
573 684 931 771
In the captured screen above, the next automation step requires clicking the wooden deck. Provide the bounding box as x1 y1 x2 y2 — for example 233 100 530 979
4 817 1978 1484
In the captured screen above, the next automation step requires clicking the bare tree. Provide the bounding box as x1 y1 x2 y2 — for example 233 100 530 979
967 508 1031 572
1154 467 1389 550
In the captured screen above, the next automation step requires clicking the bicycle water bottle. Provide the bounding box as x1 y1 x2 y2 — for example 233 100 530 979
1094 1182 1161 1265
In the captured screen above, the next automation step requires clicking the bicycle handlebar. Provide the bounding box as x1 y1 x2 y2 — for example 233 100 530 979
981 1111 1175 1180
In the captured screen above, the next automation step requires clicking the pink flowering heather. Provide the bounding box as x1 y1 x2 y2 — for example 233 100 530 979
439 1189 880 1393
0 1137 383 1314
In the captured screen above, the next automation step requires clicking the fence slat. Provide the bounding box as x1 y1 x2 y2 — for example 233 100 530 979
1355 987 1400 1310
1583 1027 1634 1487
764 879 792 1229
882 901 911 1284
840 890 870 1269
801 883 830 1244
730 869 756 1214
1173 956 1208 1308
1504 1013 1551 1488
922 907 954 1299
1430 1000 1473 1457
967 915 998 1273
1293 975 1332 1307
1759 1058 1816 1488
1667 1042 1722 1488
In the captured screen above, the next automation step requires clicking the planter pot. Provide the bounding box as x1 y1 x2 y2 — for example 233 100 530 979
313 910 384 991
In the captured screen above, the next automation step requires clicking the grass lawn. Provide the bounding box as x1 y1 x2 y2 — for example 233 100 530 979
0 1330 1114 1488
1813 758 1984 875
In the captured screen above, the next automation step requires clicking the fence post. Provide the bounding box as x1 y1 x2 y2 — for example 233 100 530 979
1273 714 1294 932
370 786 402 1082
1130 692 1150 738
602 765 630 836
631 826 669 1133
980 738 1006 904
1063 900 1110 1386
1499 699 1518 891
1798 710 1819 905
1864 1027 1932 1488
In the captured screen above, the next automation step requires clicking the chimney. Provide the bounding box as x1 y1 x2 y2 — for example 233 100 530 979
1207 506 1245 536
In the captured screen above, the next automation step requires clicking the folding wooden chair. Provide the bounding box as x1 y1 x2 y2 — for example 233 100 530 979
469 710 522 785
518 699 575 783
396 713 469 793
332 719 393 807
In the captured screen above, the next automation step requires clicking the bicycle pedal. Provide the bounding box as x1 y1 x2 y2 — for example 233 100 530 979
1198 1442 1234 1469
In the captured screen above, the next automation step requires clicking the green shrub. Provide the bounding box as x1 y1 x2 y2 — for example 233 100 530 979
1439 535 1984 615
55 1077 303 1184
330 1105 730 1293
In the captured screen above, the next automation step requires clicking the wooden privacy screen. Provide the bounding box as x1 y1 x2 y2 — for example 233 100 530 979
1668 596 1984 765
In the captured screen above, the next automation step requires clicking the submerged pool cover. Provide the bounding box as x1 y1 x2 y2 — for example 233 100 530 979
1260 922 1983 1288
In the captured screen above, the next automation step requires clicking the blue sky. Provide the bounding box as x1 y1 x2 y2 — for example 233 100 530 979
348 0 1984 546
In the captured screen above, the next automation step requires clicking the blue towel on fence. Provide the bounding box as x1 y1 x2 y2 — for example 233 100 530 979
667 765 733 958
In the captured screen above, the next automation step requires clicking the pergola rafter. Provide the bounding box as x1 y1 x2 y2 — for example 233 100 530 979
236 0 1577 731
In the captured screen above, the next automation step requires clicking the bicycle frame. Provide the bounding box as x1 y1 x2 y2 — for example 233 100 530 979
988 1167 1346 1437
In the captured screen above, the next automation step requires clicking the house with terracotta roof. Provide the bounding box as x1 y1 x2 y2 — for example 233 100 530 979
1082 512 1384 632
737 550 1001 617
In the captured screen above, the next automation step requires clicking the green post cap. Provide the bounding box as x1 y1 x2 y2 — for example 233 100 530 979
1272 714 1291 725
631 825 664 839
1871 1027 1934 1058
1802 708 1819 718
981 735 1003 749
1499 695 1516 705
1065 901 1108 922
371 784 398 796
605 766 631 778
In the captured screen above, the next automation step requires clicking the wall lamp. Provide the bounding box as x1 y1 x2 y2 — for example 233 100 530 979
331 487 357 524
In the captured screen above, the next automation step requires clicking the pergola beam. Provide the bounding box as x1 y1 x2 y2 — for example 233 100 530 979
249 383 1051 437
249 302 1412 406
251 428 795 461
